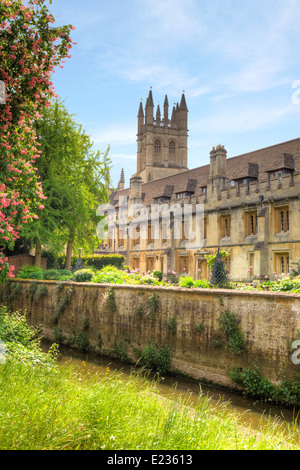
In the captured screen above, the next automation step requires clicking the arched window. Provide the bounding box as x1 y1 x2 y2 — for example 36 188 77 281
154 139 161 154
169 140 176 155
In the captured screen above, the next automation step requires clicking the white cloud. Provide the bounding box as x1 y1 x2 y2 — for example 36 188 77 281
91 124 137 146
111 153 136 160
191 102 299 135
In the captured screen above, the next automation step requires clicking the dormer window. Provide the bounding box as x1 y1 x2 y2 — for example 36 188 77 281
176 192 193 200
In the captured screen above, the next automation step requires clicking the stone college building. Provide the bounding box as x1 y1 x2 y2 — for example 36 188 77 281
101 89 300 283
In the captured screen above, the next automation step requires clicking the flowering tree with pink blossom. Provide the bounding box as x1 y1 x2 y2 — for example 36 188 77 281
0 0 74 282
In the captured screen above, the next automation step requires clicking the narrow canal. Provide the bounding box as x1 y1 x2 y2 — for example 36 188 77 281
43 341 300 433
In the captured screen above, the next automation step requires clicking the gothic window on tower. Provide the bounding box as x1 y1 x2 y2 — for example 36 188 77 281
169 140 176 155
154 139 161 163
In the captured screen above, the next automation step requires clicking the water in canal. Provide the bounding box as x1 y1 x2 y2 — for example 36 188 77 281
43 341 300 433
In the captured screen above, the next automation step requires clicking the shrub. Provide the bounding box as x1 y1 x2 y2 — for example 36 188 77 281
152 271 163 282
141 344 171 375
219 312 247 355
179 276 194 288
18 265 43 280
92 266 142 285
229 366 277 401
74 332 90 352
140 274 161 285
43 269 62 281
193 279 211 289
58 254 125 271
73 269 94 283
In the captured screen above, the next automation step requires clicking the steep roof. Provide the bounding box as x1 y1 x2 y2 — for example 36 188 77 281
110 138 300 206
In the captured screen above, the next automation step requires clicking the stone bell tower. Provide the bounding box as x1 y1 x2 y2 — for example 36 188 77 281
136 89 189 183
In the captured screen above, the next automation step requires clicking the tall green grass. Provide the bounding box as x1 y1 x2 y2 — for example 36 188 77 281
1 305 300 450
1 361 300 450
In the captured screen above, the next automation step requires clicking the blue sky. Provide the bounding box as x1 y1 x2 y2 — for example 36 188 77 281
49 0 300 188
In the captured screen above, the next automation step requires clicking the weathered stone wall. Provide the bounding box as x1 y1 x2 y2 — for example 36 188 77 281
7 254 47 275
1 279 300 389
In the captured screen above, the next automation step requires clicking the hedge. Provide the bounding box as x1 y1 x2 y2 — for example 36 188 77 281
57 254 125 271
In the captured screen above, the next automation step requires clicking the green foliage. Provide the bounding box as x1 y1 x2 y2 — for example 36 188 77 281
141 344 171 375
193 279 211 289
269 278 300 293
113 340 129 362
152 271 163 282
1 306 300 449
147 293 159 315
230 366 277 402
290 261 300 278
43 269 64 281
53 327 66 345
73 269 94 283
41 251 58 270
167 317 177 335
58 254 125 271
0 361 296 450
18 265 43 280
134 305 144 317
140 274 162 286
219 312 247 355
29 282 38 301
18 266 72 282
0 306 57 368
195 323 204 334
35 285 48 300
74 332 90 353
53 286 75 324
179 277 210 289
105 287 117 313
230 365 300 407
20 99 111 267
97 331 103 349
205 250 229 270
82 316 90 331
3 281 23 303
92 265 135 284
179 276 194 288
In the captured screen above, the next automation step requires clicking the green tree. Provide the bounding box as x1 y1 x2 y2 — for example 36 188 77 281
20 99 111 269
0 0 74 281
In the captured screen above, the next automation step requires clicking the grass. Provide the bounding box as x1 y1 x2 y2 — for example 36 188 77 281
1 305 300 450
2 360 300 450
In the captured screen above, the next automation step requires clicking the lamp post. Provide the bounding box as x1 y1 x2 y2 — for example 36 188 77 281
74 248 84 271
